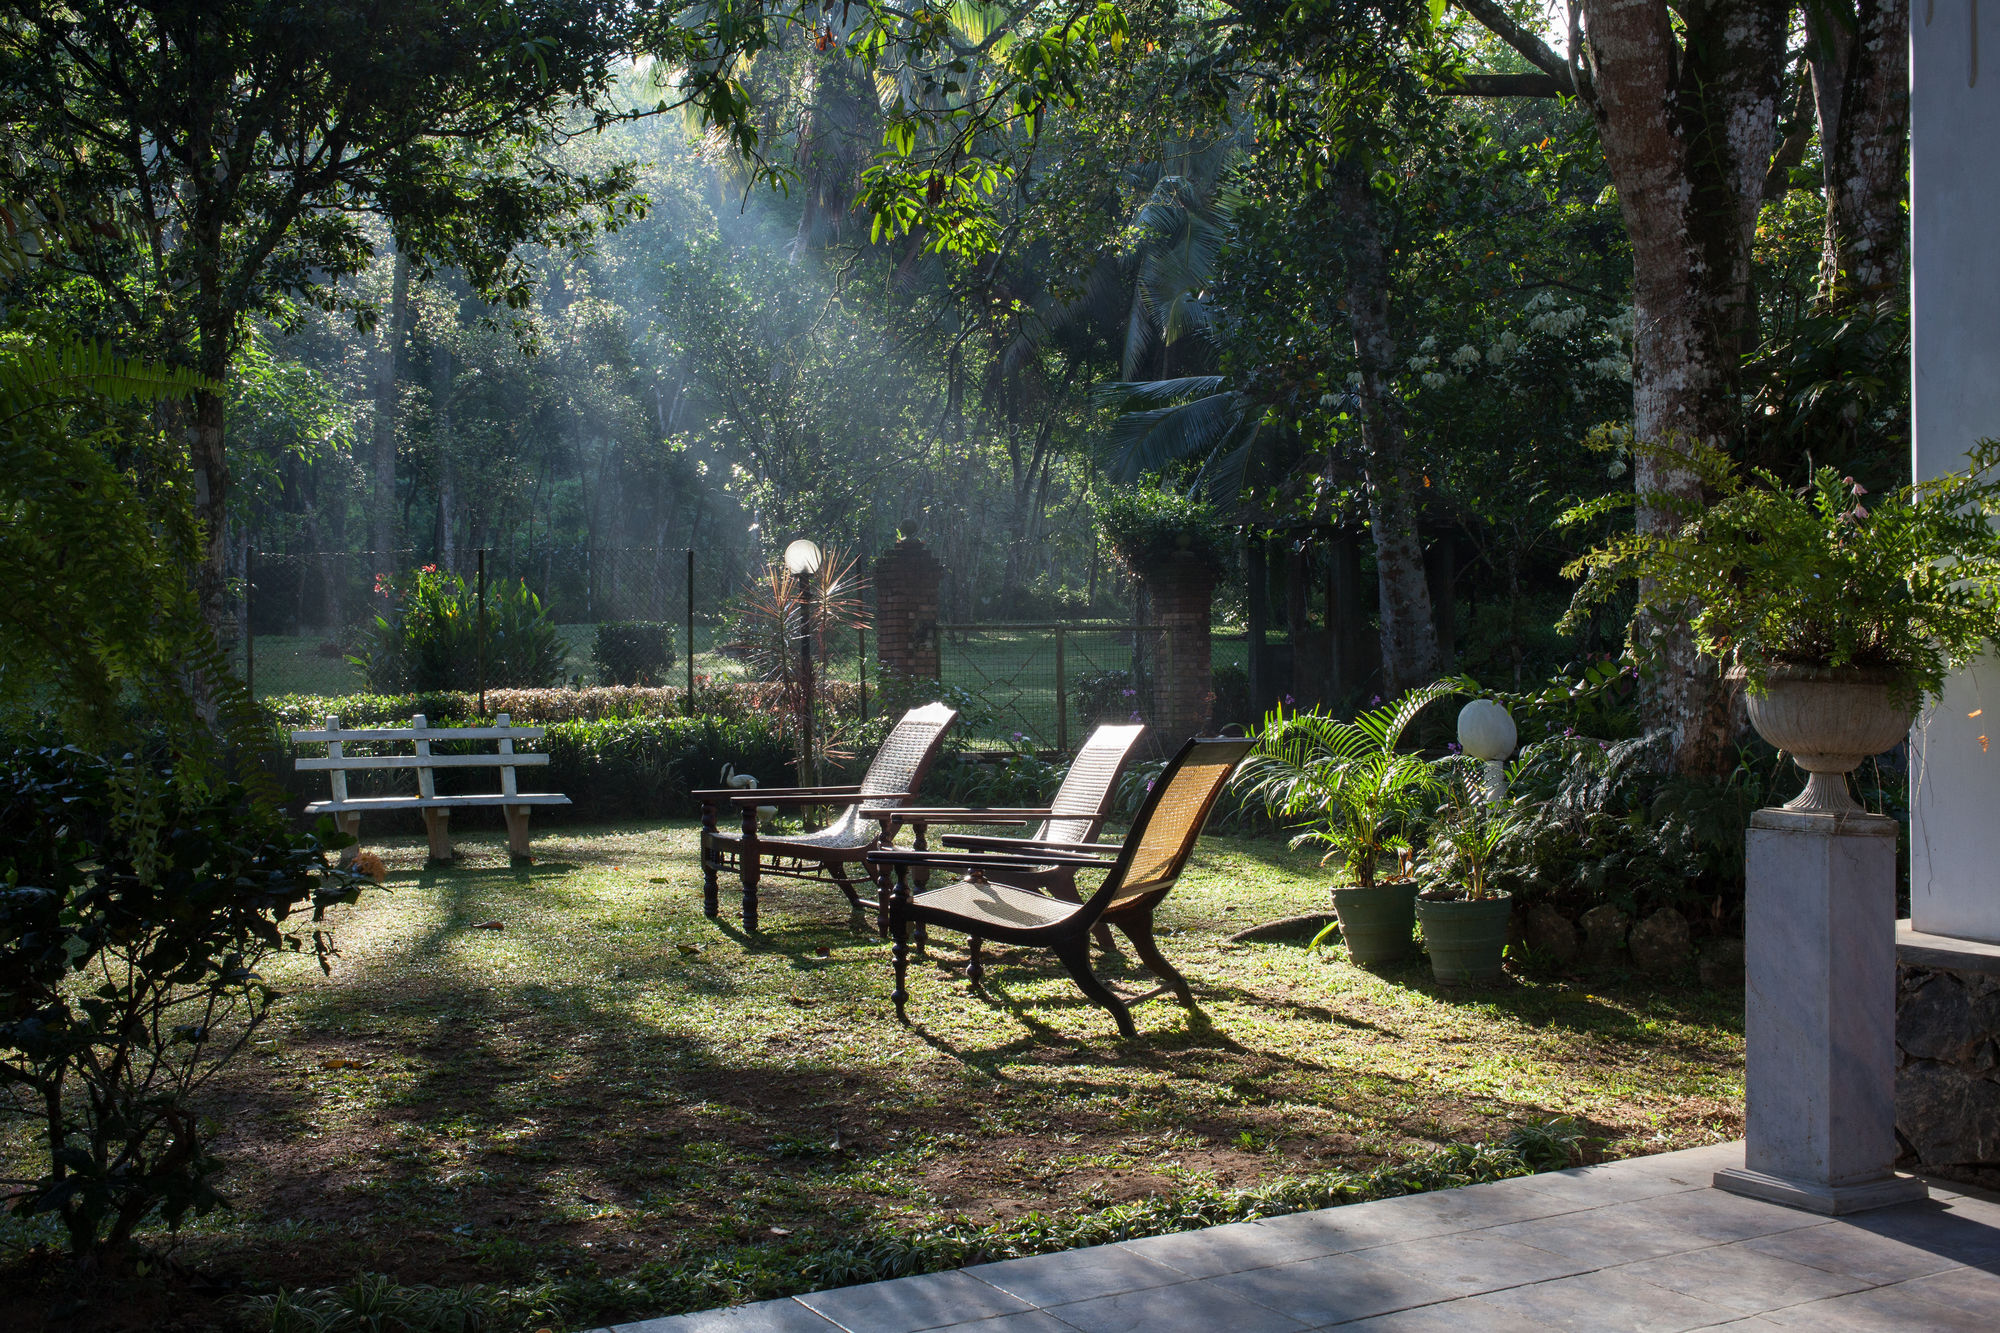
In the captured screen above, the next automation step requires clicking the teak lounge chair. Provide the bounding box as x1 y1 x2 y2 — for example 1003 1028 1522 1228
860 722 1146 948
696 702 956 932
867 736 1255 1037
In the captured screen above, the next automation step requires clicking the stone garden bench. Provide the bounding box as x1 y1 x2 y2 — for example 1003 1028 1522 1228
291 713 569 861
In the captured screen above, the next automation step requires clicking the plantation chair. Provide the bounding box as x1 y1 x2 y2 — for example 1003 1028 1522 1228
867 736 1255 1038
858 722 1146 951
695 702 956 933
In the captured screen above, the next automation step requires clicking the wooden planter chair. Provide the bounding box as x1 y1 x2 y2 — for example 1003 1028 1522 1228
695 702 956 932
858 722 1146 950
867 736 1254 1038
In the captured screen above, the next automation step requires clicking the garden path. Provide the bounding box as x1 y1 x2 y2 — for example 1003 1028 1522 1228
592 1142 2000 1331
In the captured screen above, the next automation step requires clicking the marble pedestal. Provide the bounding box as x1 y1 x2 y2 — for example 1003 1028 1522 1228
1713 809 1929 1214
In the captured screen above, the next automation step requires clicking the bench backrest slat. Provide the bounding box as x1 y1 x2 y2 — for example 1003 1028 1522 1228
293 712 550 808
497 713 520 798
412 714 439 800
326 714 348 805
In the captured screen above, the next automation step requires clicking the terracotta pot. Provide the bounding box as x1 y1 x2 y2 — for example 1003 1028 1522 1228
1733 665 1914 813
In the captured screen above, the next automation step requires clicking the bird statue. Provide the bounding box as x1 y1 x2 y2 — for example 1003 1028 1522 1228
720 764 778 822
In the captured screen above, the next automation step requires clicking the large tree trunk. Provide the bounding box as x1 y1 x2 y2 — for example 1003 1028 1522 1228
190 386 231 638
1806 0 1909 300
1336 167 1440 696
1576 0 1787 774
372 249 411 579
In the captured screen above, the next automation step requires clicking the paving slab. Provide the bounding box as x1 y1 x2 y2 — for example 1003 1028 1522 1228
591 1143 2000 1333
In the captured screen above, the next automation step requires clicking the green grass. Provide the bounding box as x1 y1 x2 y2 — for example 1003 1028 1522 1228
0 820 1743 1330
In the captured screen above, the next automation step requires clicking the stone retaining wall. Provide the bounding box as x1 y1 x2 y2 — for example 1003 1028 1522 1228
1895 923 2000 1174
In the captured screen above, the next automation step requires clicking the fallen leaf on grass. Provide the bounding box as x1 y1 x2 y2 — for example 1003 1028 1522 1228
474 920 505 930
768 1226 791 1237
813 945 831 958
676 944 702 956
785 994 819 1008
321 1058 372 1070
648 877 669 884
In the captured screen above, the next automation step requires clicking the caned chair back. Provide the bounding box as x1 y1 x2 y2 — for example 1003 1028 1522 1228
1085 737 1254 914
1036 723 1146 845
815 703 958 845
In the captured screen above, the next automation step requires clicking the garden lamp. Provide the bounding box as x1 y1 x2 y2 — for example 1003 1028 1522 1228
1457 698 1517 804
785 539 823 784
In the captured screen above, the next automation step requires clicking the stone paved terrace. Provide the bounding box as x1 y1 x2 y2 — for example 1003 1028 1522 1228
592 1142 2000 1332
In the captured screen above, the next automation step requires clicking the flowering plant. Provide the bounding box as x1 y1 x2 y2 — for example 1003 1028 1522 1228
1560 438 2000 705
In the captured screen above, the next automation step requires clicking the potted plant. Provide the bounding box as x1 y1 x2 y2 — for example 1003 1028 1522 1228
1237 681 1460 963
1414 764 1526 984
1562 438 2000 810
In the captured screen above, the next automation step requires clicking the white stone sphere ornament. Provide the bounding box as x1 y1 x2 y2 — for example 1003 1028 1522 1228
1457 699 1518 803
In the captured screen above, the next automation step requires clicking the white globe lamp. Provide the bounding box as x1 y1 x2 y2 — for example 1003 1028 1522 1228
1457 698 1518 803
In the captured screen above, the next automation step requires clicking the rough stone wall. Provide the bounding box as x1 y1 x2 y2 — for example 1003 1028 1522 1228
1137 555 1215 746
872 538 941 686
1896 963 2000 1170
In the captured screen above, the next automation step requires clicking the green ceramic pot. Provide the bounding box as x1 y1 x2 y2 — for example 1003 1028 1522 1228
1416 891 1514 984
1329 881 1420 964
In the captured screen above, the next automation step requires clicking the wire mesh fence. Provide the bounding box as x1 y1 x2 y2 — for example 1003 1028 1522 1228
937 623 1167 752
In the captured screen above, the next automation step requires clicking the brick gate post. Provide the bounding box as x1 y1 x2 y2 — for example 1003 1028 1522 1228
1135 554 1215 746
873 537 942 686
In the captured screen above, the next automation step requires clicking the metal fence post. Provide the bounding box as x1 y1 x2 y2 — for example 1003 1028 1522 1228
685 547 695 715
1054 625 1067 755
858 626 868 723
476 549 487 714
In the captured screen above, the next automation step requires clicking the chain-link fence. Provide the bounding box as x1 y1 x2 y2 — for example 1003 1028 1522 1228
937 623 1169 751
237 545 769 698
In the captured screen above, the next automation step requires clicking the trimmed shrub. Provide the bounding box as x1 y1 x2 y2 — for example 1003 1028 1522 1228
1210 661 1252 730
1071 669 1142 725
593 622 675 686
261 682 864 731
541 714 795 819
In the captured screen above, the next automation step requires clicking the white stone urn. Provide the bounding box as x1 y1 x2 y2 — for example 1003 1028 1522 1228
1733 665 1915 813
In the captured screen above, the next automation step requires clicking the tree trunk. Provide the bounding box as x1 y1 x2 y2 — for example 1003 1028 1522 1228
1336 166 1440 696
1577 0 1786 774
189 386 231 638
372 249 411 580
1807 0 1909 301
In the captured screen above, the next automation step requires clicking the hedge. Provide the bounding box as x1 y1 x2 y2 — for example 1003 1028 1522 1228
261 681 865 730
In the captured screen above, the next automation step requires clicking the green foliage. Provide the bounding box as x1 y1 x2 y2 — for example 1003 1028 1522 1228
1236 680 1467 888
0 334 212 747
248 1119 1580 1331
261 693 478 731
542 715 795 820
352 566 566 693
1415 760 1530 901
1092 483 1231 576
927 751 1063 807
0 744 367 1263
1210 661 1252 730
1070 668 1144 725
592 622 676 686
1562 437 2000 705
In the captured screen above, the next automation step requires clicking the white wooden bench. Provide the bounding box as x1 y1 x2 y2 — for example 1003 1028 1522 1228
290 713 570 861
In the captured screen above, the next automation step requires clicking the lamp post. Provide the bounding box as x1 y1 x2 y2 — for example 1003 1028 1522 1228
785 539 824 786
1456 698 1517 804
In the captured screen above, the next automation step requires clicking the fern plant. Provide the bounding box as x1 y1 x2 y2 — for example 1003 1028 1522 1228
1561 434 2000 704
1236 679 1465 889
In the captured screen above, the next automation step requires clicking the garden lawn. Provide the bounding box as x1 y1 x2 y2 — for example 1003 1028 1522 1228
2 819 1743 1331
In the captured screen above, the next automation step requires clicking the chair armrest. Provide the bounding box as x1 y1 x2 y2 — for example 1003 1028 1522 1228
941 834 1124 854
866 847 1113 872
692 785 862 800
857 806 1053 823
731 790 912 808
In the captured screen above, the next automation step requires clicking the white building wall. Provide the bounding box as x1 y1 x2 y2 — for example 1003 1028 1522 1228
1909 1 2000 943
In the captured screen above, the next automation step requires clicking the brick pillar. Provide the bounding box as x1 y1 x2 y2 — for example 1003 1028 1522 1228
873 537 942 684
1137 554 1215 745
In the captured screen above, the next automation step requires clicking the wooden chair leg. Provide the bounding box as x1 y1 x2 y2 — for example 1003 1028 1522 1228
1115 912 1195 1005
334 812 362 865
421 807 454 862
1046 876 1120 955
502 804 532 858
740 805 761 933
890 871 912 1023
1054 938 1138 1038
967 936 984 987
700 799 721 918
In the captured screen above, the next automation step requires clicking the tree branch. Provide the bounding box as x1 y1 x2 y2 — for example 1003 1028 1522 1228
1453 0 1578 94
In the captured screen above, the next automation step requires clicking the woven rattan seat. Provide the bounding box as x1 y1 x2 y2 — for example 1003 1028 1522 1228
868 736 1254 1038
859 723 1146 950
696 702 956 932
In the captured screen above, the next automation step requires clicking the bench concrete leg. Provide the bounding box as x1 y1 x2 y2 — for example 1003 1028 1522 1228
335 813 362 865
421 807 455 862
503 804 533 859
